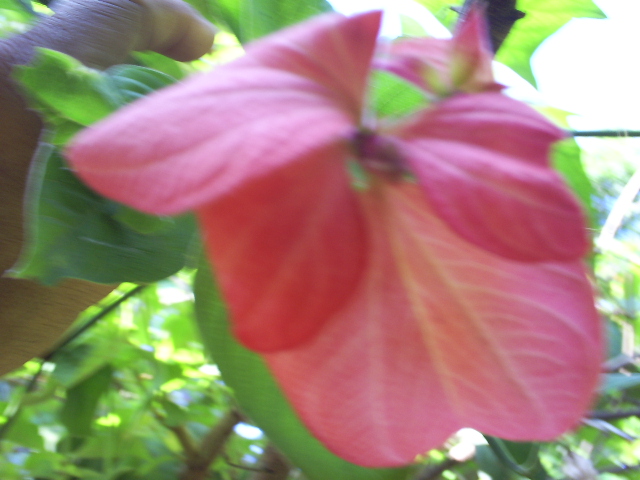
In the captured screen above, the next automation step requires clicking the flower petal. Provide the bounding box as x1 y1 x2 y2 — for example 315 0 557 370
66 11 381 215
375 5 500 96
449 5 500 92
396 92 587 262
265 182 601 467
238 10 382 115
198 144 367 352
375 37 452 94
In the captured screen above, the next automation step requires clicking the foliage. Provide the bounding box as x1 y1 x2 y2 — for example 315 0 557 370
10 51 198 285
0 0 639 479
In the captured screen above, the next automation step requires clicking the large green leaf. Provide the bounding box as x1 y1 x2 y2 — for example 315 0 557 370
194 260 414 480
14 48 121 125
15 53 173 145
496 0 605 86
106 65 177 104
15 49 178 126
11 49 193 285
10 147 197 285
197 0 333 43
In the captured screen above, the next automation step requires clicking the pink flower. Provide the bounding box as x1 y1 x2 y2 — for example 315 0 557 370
67 10 601 467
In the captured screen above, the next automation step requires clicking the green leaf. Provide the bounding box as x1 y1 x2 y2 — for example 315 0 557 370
496 0 605 86
484 437 547 480
23 452 64 479
476 444 513 480
369 70 429 120
60 365 113 437
0 4 33 29
400 14 428 36
159 398 189 427
14 49 178 131
180 0 220 25
606 319 623 359
106 65 177 104
552 138 595 227
131 51 188 80
13 51 186 285
51 343 97 387
14 48 121 125
11 147 197 285
5 412 44 450
0 0 33 13
202 0 333 43
194 259 414 480
112 206 180 235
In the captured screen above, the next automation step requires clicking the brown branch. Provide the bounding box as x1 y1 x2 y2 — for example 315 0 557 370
247 443 292 480
198 409 243 468
179 409 242 480
170 425 201 463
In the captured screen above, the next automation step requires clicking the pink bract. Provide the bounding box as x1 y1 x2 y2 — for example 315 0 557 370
67 9 601 467
376 6 501 94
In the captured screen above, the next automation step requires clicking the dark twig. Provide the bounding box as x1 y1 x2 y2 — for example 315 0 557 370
570 130 640 138
42 284 145 361
224 458 268 473
247 443 292 480
459 0 525 52
589 409 640 421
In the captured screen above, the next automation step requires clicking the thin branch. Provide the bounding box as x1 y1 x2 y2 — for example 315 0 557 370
42 284 145 361
224 458 268 473
0 286 144 440
198 409 242 468
600 463 640 474
589 409 640 421
570 130 640 137
247 443 291 480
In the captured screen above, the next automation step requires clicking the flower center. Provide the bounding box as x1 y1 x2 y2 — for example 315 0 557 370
350 129 407 180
